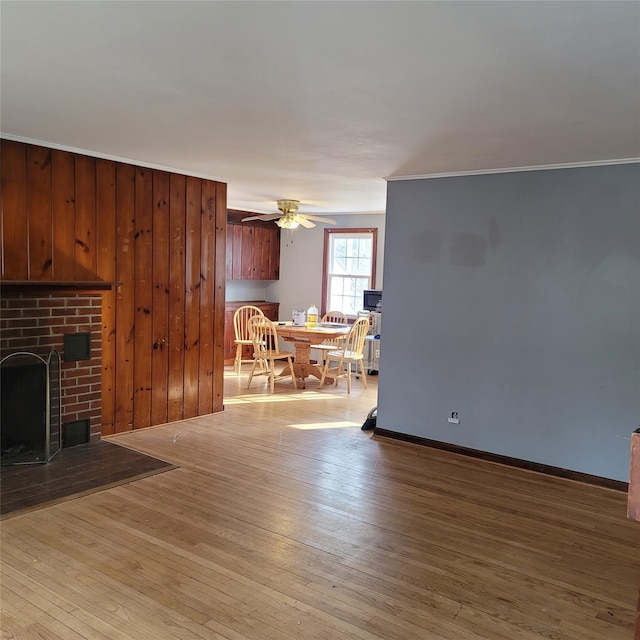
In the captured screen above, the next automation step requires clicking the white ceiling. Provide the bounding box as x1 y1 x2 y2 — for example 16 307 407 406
1 1 639 215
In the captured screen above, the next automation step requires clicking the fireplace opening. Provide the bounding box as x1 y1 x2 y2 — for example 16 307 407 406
0 350 61 465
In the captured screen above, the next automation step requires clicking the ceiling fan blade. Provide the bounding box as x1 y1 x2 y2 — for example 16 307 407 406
241 213 282 222
301 214 337 225
296 217 315 228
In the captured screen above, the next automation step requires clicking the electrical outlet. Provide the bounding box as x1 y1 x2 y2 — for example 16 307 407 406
375 349 380 359
448 411 460 425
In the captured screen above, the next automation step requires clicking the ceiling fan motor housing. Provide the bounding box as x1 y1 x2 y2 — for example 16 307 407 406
277 199 300 215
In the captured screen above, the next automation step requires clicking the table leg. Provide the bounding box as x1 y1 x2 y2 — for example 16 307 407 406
291 343 333 388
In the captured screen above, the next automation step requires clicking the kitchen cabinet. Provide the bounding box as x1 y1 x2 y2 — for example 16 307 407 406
226 211 280 280
224 301 280 365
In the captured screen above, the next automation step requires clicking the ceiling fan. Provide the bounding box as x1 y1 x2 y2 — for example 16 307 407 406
241 200 337 229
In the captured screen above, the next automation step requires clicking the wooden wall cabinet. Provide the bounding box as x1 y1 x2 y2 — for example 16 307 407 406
226 211 280 280
224 301 280 364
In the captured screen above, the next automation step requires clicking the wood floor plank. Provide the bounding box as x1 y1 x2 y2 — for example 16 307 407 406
3 523 219 638
1 372 638 639
0 575 111 640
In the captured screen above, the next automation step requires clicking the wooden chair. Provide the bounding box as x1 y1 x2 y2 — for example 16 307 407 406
320 316 369 393
313 310 348 367
232 305 264 375
321 310 348 324
247 315 297 393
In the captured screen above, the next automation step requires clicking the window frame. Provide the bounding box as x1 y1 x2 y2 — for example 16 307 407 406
321 227 378 319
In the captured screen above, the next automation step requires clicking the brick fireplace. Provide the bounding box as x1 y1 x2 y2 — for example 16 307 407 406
0 291 103 443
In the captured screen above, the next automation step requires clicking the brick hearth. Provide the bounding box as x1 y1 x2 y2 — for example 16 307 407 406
0 293 102 441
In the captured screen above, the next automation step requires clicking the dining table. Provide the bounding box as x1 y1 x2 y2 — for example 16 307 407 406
275 322 350 388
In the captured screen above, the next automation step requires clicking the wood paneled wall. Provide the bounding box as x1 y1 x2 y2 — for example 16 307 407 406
0 140 227 434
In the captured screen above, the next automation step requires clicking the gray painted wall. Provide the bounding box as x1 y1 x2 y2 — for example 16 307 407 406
226 280 270 302
377 164 639 481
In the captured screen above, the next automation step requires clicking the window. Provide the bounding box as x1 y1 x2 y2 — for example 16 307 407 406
322 228 377 318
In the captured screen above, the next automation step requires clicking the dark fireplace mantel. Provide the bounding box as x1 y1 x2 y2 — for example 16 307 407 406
0 281 114 294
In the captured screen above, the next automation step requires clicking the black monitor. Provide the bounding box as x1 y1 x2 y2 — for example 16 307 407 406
363 289 382 311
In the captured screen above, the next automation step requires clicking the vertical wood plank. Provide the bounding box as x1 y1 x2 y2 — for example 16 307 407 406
26 146 53 279
183 177 201 419
133 167 153 429
151 171 170 426
261 227 274 280
95 159 116 436
261 226 273 280
51 150 76 280
168 173 186 423
232 224 243 279
74 155 97 280
252 226 264 279
212 182 227 412
226 223 234 280
198 180 216 415
1 140 29 279
114 163 135 432
271 227 280 280
241 226 254 279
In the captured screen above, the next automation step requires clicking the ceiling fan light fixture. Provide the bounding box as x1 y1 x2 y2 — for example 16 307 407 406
276 215 299 229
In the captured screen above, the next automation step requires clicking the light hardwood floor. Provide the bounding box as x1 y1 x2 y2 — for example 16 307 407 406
1 369 638 639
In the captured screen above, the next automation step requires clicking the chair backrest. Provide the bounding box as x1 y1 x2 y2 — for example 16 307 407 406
322 310 347 324
247 314 279 357
233 305 265 342
342 316 369 357
317 311 349 349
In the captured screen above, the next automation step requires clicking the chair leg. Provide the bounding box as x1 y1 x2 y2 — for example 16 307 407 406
288 357 297 389
346 360 352 394
235 344 242 375
269 360 275 394
320 359 329 386
333 357 345 388
247 358 259 388
359 360 368 389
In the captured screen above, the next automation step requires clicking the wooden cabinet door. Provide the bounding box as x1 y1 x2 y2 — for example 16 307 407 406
226 217 280 281
261 302 280 321
251 227 280 280
267 227 280 280
253 227 268 280
226 223 243 280
226 225 234 280
240 226 255 279
223 308 236 361
255 227 280 280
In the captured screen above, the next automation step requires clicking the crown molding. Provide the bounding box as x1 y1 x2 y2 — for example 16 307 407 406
386 158 640 182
